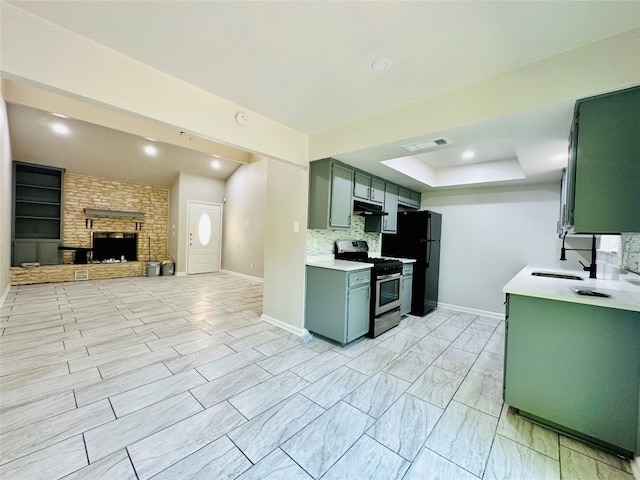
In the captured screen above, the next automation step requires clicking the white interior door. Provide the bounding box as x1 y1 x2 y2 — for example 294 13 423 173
187 202 221 274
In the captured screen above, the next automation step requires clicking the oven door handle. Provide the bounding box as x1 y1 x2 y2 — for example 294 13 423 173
376 273 402 281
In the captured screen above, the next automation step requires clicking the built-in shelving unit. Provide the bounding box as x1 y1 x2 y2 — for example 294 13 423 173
12 162 65 266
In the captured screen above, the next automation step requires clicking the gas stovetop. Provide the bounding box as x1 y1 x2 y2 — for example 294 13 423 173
334 240 403 275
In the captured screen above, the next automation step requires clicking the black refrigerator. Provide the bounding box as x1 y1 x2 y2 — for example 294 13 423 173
381 210 442 316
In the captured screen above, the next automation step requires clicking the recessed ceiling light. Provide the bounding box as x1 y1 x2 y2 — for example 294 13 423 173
462 150 475 160
144 145 158 156
51 123 70 135
371 58 390 71
211 160 221 169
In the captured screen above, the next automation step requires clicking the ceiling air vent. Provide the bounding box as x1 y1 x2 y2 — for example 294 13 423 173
402 137 452 152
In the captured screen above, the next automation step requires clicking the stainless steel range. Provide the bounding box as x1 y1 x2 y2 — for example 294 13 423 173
335 240 403 337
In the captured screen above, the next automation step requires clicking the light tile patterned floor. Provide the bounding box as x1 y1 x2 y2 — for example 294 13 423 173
0 273 634 479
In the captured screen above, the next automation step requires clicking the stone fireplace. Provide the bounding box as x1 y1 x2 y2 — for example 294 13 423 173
92 232 138 262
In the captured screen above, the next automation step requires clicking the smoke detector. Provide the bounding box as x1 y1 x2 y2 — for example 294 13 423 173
402 137 452 152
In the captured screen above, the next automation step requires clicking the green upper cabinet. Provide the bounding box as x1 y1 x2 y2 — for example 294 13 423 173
567 86 640 234
398 187 421 209
308 158 354 230
353 171 384 206
382 182 399 233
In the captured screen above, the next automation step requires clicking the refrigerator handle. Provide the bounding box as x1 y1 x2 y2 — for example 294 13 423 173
426 219 432 267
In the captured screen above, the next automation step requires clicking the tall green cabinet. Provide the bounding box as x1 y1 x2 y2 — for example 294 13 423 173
12 162 65 266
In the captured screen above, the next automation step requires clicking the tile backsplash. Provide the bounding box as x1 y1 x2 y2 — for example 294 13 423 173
307 216 381 256
621 232 640 274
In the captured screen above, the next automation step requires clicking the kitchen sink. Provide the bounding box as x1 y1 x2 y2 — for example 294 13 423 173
531 271 584 281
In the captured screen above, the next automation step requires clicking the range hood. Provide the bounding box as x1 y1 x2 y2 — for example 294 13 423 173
353 200 389 216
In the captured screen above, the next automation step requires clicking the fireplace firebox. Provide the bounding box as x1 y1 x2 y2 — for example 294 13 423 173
92 232 138 262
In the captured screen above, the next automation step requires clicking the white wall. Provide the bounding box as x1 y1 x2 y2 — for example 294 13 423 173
422 182 591 315
175 172 225 274
0 94 12 304
263 158 308 335
168 175 180 266
222 158 267 278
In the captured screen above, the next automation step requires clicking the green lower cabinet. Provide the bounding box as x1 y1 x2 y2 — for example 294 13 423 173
400 263 413 316
305 266 371 345
504 294 640 456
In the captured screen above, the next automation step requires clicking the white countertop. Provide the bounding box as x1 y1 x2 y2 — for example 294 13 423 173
503 265 640 312
306 256 373 272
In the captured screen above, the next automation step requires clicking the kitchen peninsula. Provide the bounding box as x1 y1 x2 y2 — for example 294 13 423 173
503 265 640 457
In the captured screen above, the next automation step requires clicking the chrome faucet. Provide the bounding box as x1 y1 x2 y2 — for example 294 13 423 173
560 233 597 279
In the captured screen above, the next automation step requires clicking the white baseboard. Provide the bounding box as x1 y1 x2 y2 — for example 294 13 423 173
221 269 263 283
438 302 504 319
261 314 311 340
631 456 639 480
175 271 187 277
0 282 10 309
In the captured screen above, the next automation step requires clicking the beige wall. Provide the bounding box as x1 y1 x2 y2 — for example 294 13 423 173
0 95 12 303
63 173 168 263
222 158 267 278
263 159 309 335
174 172 225 274
422 182 592 315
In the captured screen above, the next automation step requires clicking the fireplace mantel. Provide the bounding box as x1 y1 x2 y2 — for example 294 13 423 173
84 208 145 218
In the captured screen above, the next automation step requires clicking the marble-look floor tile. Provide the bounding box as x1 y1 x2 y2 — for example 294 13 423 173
75 362 171 407
424 400 498 477
383 350 435 383
61 450 136 480
300 366 369 409
0 399 114 464
0 367 101 411
282 401 374 479
1 347 88 377
86 332 159 356
559 435 632 474
453 371 503 418
98 348 179 379
110 369 206 417
331 337 379 358
84 391 203 463
226 322 275 339
471 350 504 380
0 340 65 362
150 435 250 480
428 324 464 342
560 446 633 480
346 346 398 376
289 350 350 383
497 406 559 460
406 365 464 408
229 370 309 419
483 331 505 355
484 434 560 480
398 318 433 338
402 447 479 480
451 333 489 355
378 331 421 354
432 346 477 376
409 335 450 359
228 394 325 463
0 435 87 480
195 347 265 381
128 400 246 479
345 372 410 418
235 448 312 480
476 315 503 327
163 342 234 373
191 364 272 407
463 321 496 339
367 393 443 461
257 344 319 375
443 314 476 330
322 434 409 480
0 391 76 434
